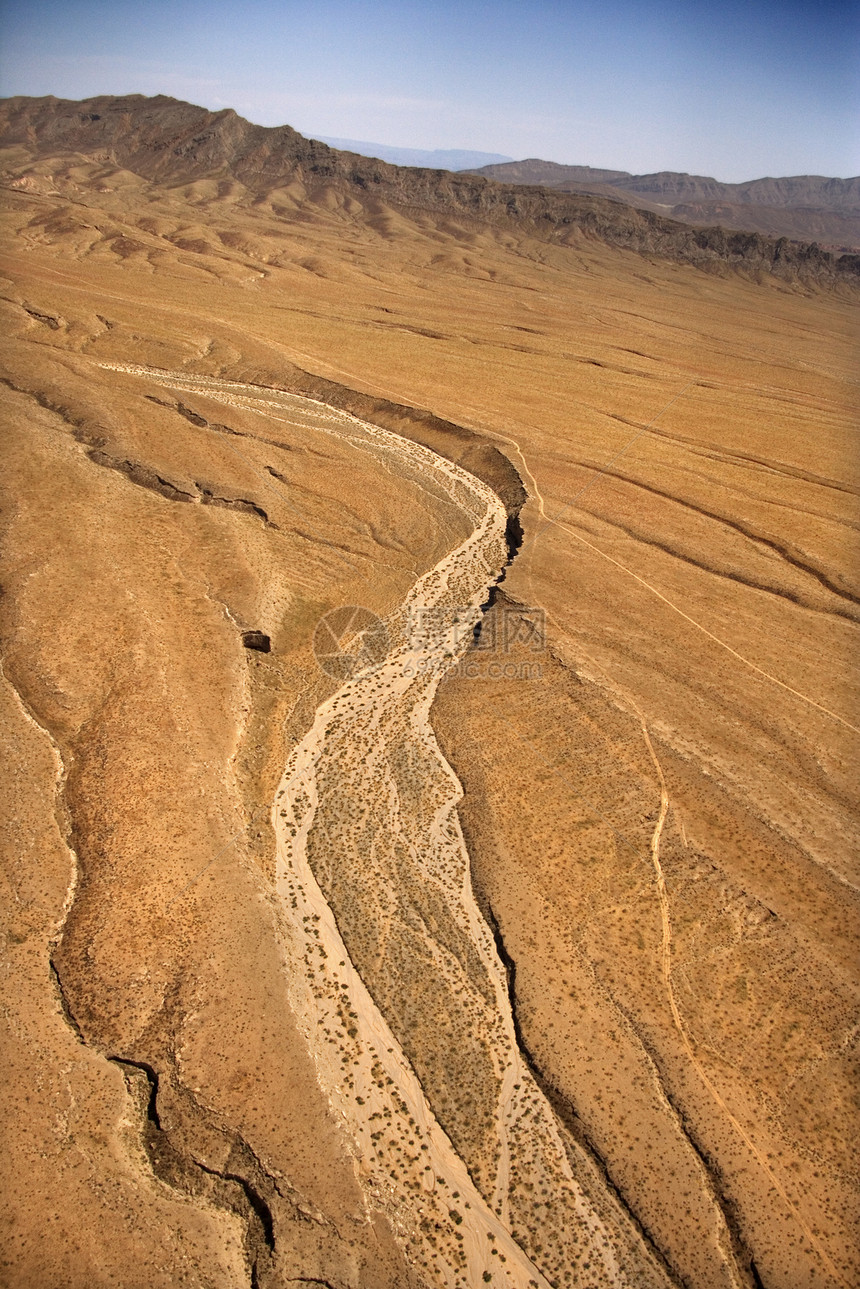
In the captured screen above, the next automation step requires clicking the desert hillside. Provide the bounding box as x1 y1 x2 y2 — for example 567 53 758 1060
470 160 860 251
3 94 858 278
1 94 858 1289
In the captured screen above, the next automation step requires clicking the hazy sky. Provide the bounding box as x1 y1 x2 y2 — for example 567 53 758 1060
1 0 857 180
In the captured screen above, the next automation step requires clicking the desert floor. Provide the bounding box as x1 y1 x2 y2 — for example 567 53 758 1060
1 155 858 1288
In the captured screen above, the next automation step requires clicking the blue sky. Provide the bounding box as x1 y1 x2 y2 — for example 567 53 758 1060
0 0 857 180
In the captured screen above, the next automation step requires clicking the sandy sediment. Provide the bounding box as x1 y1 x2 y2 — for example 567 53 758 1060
99 366 668 1285
265 393 665 1287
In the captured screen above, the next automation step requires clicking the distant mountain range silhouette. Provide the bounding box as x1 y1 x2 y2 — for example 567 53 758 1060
314 137 513 170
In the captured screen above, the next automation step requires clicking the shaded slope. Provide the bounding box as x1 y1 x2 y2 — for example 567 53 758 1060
470 160 860 251
2 93 858 281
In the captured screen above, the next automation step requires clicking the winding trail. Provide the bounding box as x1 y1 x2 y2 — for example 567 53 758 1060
487 424 859 736
636 715 849 1289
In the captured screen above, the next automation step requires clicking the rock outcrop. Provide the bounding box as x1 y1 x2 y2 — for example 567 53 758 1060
2 93 858 278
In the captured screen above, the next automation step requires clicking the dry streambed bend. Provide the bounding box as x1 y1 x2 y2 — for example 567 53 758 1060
101 365 670 1288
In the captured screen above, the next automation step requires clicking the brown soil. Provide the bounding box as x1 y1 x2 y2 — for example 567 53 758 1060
1 93 857 1289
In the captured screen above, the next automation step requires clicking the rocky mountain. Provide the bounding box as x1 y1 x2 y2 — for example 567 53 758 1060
2 93 858 278
469 159 633 186
470 159 860 250
622 172 860 209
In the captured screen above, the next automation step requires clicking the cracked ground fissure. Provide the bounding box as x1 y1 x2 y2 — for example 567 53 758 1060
478 898 699 1289
47 947 280 1286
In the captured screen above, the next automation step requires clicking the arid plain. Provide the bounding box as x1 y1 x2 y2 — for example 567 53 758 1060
1 97 858 1289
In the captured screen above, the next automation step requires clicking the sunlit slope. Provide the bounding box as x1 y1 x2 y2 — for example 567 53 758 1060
1 275 474 1287
3 92 858 284
1 127 857 1289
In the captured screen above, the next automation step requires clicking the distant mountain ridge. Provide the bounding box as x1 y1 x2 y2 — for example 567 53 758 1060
470 161 633 186
314 137 513 170
468 160 860 250
1 94 857 279
471 159 860 208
